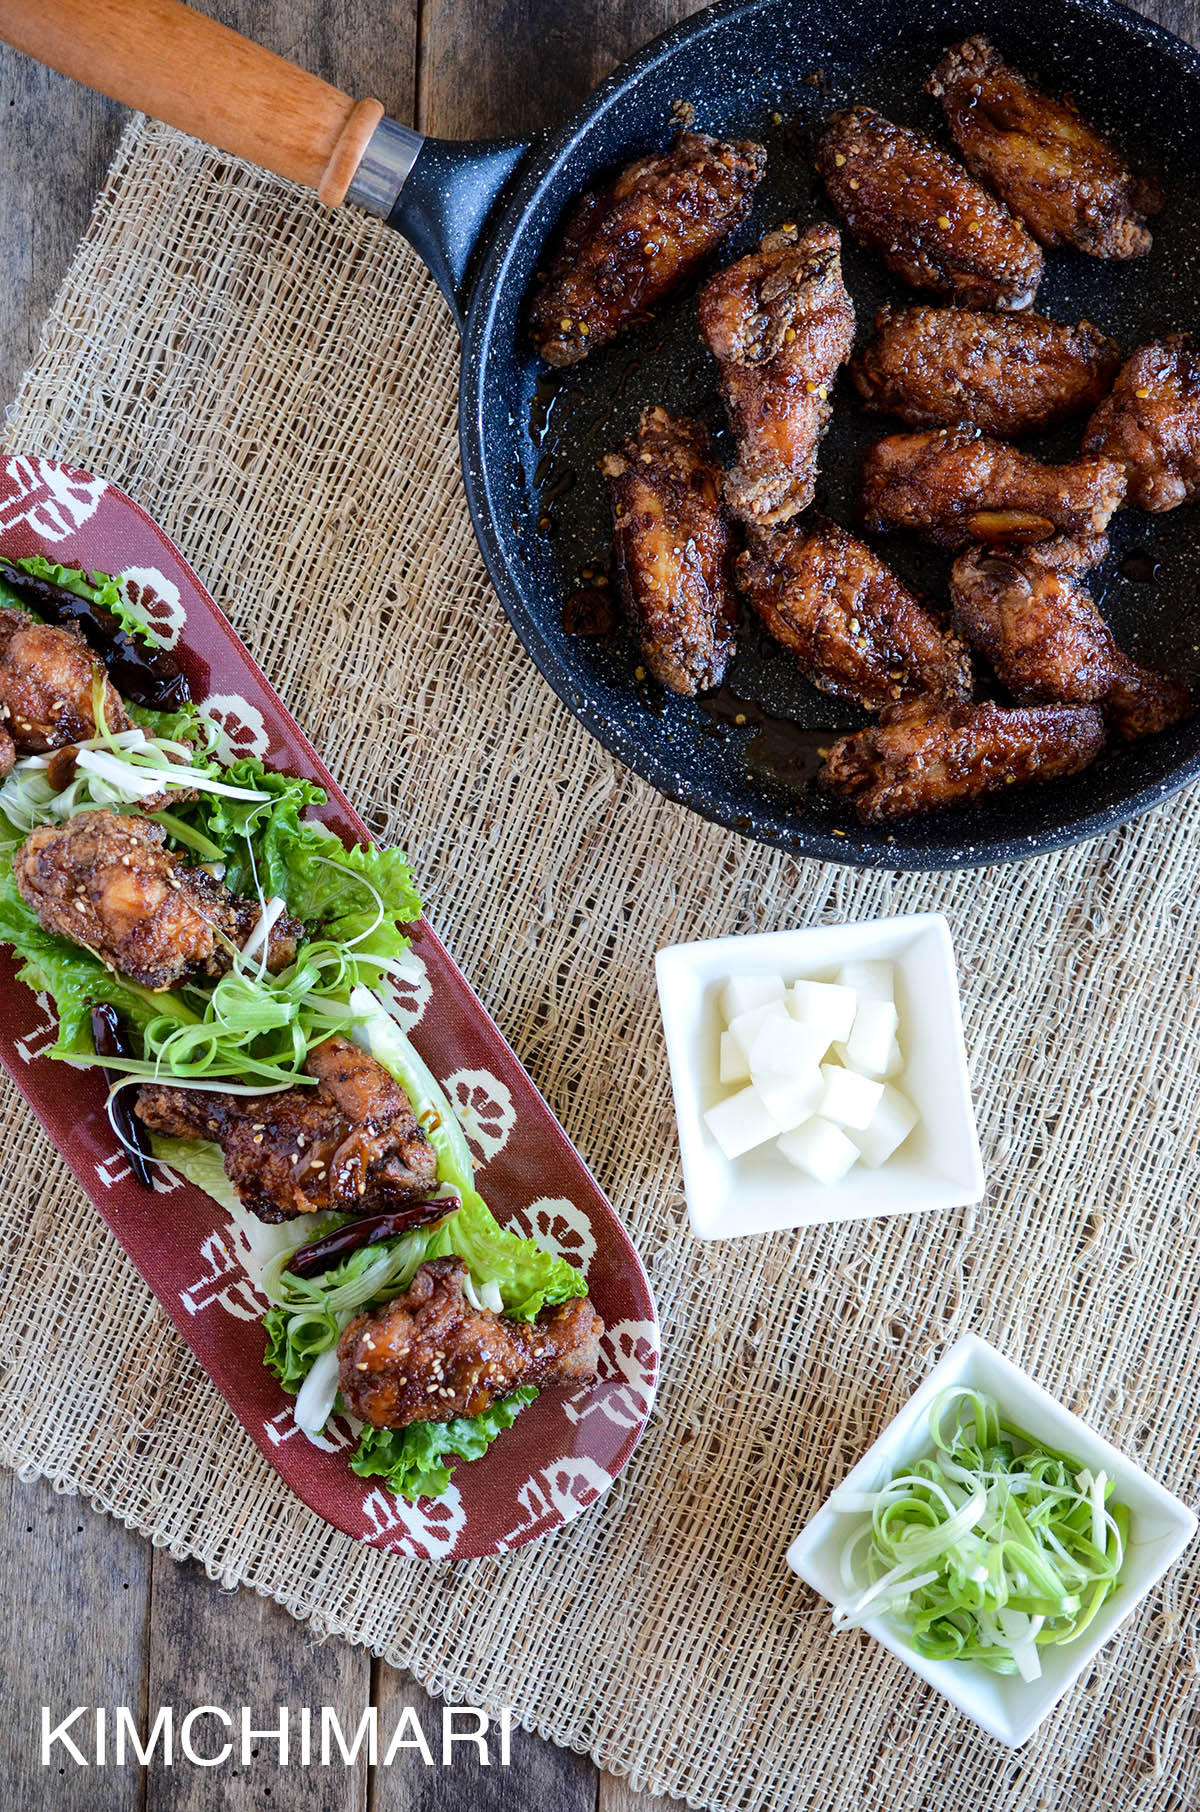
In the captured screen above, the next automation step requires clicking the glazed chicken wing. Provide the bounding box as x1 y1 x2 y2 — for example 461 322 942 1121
820 697 1105 822
736 518 971 710
13 810 302 991
601 406 737 695
816 107 1043 310
951 542 1190 740
136 1034 437 1222
860 428 1126 550
931 37 1162 259
851 306 1120 437
338 1256 602 1429
0 606 130 759
697 223 855 525
1082 335 1200 513
528 130 766 367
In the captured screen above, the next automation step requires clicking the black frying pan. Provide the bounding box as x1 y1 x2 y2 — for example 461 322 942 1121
9 0 1200 870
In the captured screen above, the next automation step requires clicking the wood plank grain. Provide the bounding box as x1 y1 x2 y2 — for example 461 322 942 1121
0 1469 151 1812
368 1667 598 1811
144 1554 369 1811
417 0 711 137
599 1771 687 1812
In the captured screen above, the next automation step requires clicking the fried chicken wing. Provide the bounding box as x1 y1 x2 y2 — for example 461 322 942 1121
930 37 1162 259
13 810 302 991
1082 335 1200 513
860 428 1126 550
601 406 737 695
851 306 1120 437
816 107 1043 310
951 543 1190 740
736 518 971 710
136 1034 437 1223
338 1256 602 1430
528 131 766 367
820 697 1105 822
696 223 855 525
0 606 130 753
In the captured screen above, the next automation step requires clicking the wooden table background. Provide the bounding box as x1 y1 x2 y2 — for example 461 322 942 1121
0 0 1195 1807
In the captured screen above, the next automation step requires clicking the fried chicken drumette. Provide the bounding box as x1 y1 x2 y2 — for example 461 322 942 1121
13 809 302 991
338 1256 602 1429
930 36 1162 259
820 697 1106 822
137 1035 438 1223
736 518 971 711
697 223 855 525
601 406 738 696
951 542 1191 740
1082 335 1200 513
860 428 1126 550
851 306 1120 438
816 106 1043 310
528 130 766 367
0 606 130 776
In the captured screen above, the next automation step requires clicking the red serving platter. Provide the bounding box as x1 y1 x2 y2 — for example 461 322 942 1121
0 454 659 1558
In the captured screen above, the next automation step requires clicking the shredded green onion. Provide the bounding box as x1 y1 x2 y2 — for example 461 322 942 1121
829 1387 1129 1680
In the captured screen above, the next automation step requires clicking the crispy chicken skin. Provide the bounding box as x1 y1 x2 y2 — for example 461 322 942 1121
136 1034 438 1223
0 606 130 755
860 428 1126 550
736 519 972 710
13 810 302 991
820 697 1106 822
851 306 1120 438
601 407 737 695
951 543 1190 740
528 131 766 367
338 1256 603 1429
930 37 1162 259
1082 336 1200 513
816 107 1043 310
697 223 855 525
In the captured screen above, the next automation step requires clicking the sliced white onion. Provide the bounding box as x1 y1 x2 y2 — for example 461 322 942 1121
240 895 287 963
293 1345 342 1439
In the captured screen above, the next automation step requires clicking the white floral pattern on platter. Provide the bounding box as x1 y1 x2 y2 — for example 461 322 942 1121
360 1481 467 1559
117 565 187 649
263 1408 357 1456
199 693 270 761
442 1067 516 1166
500 1454 614 1546
564 1318 660 1433
507 1196 597 1276
178 1229 265 1323
386 953 432 1032
0 455 107 543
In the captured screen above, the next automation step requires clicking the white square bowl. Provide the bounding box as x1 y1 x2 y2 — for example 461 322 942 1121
786 1333 1198 1746
654 912 983 1239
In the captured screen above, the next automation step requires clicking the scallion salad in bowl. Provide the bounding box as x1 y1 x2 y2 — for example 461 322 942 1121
0 552 602 1503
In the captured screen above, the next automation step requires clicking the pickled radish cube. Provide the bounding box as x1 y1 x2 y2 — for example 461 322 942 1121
778 1116 859 1183
703 1087 779 1160
746 1015 829 1086
837 959 894 1003
882 1035 904 1080
788 979 856 1048
849 1085 918 1167
728 1000 792 1063
719 974 785 1026
844 998 899 1077
719 1030 750 1087
754 1069 823 1133
817 1062 884 1131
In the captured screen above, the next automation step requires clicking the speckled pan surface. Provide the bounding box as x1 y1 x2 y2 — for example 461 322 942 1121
457 0 1200 870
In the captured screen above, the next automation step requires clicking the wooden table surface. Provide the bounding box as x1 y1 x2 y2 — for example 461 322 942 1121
1 0 1196 1807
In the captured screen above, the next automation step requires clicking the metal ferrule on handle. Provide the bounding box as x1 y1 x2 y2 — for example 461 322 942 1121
346 116 426 219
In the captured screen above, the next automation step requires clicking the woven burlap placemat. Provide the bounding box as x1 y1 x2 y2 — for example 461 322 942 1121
2 117 1198 1809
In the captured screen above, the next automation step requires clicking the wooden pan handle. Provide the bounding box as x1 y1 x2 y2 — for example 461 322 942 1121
0 0 385 206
